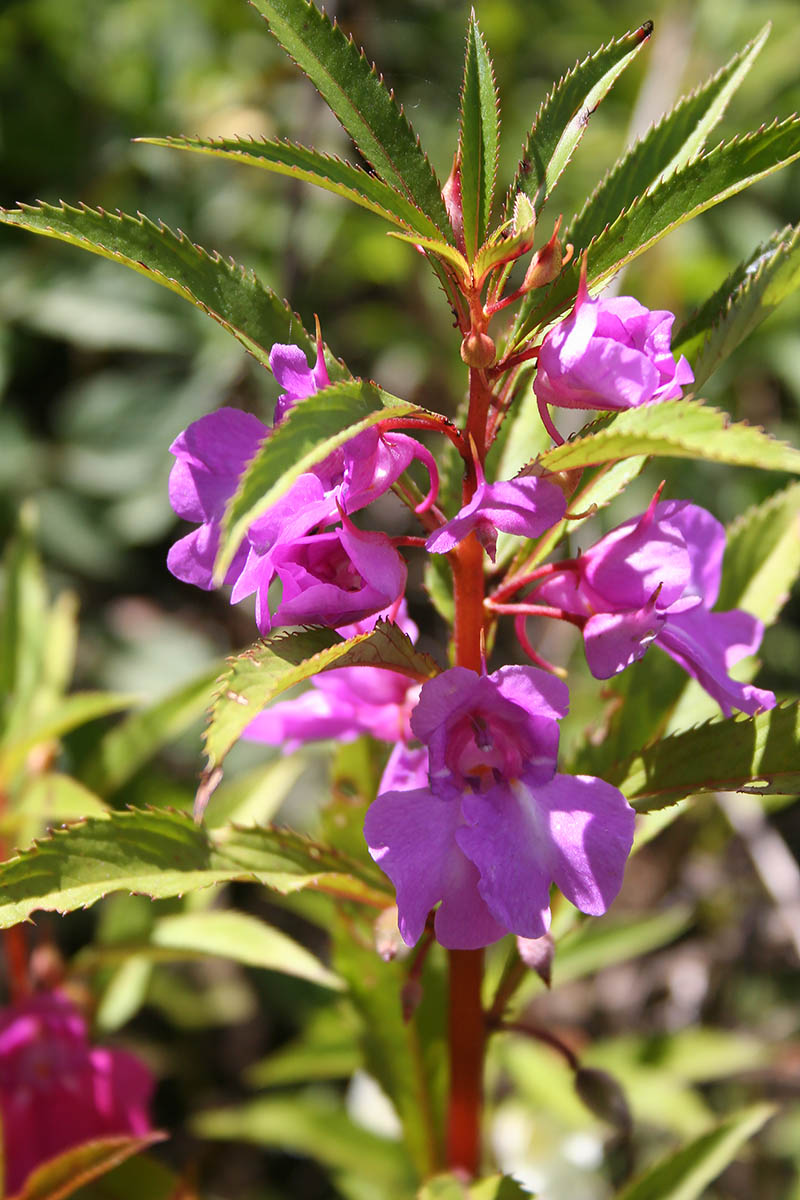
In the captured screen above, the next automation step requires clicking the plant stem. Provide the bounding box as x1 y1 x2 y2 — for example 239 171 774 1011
447 947 485 1174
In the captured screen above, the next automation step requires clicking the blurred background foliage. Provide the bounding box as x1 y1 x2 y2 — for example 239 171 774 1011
1 0 800 1197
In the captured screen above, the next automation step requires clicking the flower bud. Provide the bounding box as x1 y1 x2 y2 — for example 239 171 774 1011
574 1066 632 1134
442 153 464 248
523 218 568 290
460 330 496 368
516 932 554 988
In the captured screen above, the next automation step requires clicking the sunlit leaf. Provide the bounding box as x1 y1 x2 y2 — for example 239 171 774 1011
458 12 500 257
9 1134 165 1200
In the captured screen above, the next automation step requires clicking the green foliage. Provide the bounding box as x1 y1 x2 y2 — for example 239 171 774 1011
614 702 800 811
615 1103 774 1200
7 1135 165 1200
204 622 439 771
0 203 319 369
539 397 800 473
507 23 653 216
419 1175 529 1199
568 24 770 251
458 13 500 258
249 0 452 239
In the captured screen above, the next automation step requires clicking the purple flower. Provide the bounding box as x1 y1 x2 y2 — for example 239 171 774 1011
232 515 407 634
364 666 635 949
534 496 776 717
244 602 421 750
425 458 566 561
270 340 330 424
0 991 153 1195
533 270 693 415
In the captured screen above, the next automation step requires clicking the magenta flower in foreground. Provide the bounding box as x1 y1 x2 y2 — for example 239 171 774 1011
0 991 153 1195
425 459 566 561
533 270 693 414
364 666 635 949
534 496 776 717
244 603 421 750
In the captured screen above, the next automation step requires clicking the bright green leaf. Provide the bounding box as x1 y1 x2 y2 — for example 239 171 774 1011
568 24 770 251
613 702 800 812
250 0 451 239
506 22 652 216
217 379 421 579
0 202 319 369
150 909 343 989
553 905 693 987
538 398 800 474
139 135 444 240
459 12 500 257
0 504 49 739
616 1103 774 1200
204 622 439 771
9 1134 165 1200
419 1176 529 1200
717 482 800 621
0 692 137 781
515 116 800 345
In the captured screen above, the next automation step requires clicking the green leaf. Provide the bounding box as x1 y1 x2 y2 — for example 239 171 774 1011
149 909 343 989
680 225 800 388
716 482 800 621
506 23 652 216
70 1153 179 1200
613 703 800 812
615 1102 774 1200
217 378 420 579
247 1004 361 1087
0 807 390 928
204 622 439 772
250 0 451 239
81 663 223 797
387 231 471 279
138 135 444 241
568 24 770 252
0 692 136 781
458 12 500 257
9 1135 165 1200
193 1094 417 1191
10 773 108 850
0 504 49 738
515 116 800 345
538 398 800 474
419 1176 529 1200
553 905 694 987
0 202 319 369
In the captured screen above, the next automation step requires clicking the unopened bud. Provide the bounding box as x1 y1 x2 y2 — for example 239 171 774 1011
401 978 423 1022
574 1066 632 1134
523 218 570 291
460 330 496 368
374 905 408 962
442 153 464 248
516 932 554 988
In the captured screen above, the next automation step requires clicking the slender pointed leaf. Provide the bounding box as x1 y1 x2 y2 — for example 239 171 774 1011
250 0 452 238
538 397 800 473
9 1134 166 1200
612 702 800 812
506 22 652 216
387 231 471 278
204 622 439 770
680 225 800 387
515 116 800 345
0 693 136 780
0 807 391 928
568 24 770 251
138 135 444 240
217 379 422 579
717 481 800 618
0 203 319 369
616 1103 774 1200
459 12 500 257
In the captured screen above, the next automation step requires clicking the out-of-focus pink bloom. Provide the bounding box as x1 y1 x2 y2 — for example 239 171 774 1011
534 496 776 717
244 603 422 750
533 271 693 414
364 666 635 950
0 991 153 1195
425 459 566 561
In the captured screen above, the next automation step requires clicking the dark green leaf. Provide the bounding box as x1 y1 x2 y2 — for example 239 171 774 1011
538 398 800 474
204 622 438 771
679 225 800 388
0 807 390 928
515 116 800 345
613 702 800 812
506 23 652 216
139 135 444 240
568 24 770 251
217 378 421 578
459 12 500 257
0 202 319 369
616 1103 774 1200
70 1153 179 1200
250 0 452 238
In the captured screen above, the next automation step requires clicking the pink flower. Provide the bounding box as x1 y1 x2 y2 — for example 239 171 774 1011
533 270 693 415
534 495 776 717
364 666 635 949
0 991 153 1195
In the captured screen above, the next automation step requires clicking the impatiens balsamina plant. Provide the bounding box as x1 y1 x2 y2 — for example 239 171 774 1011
2 2 800 1195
